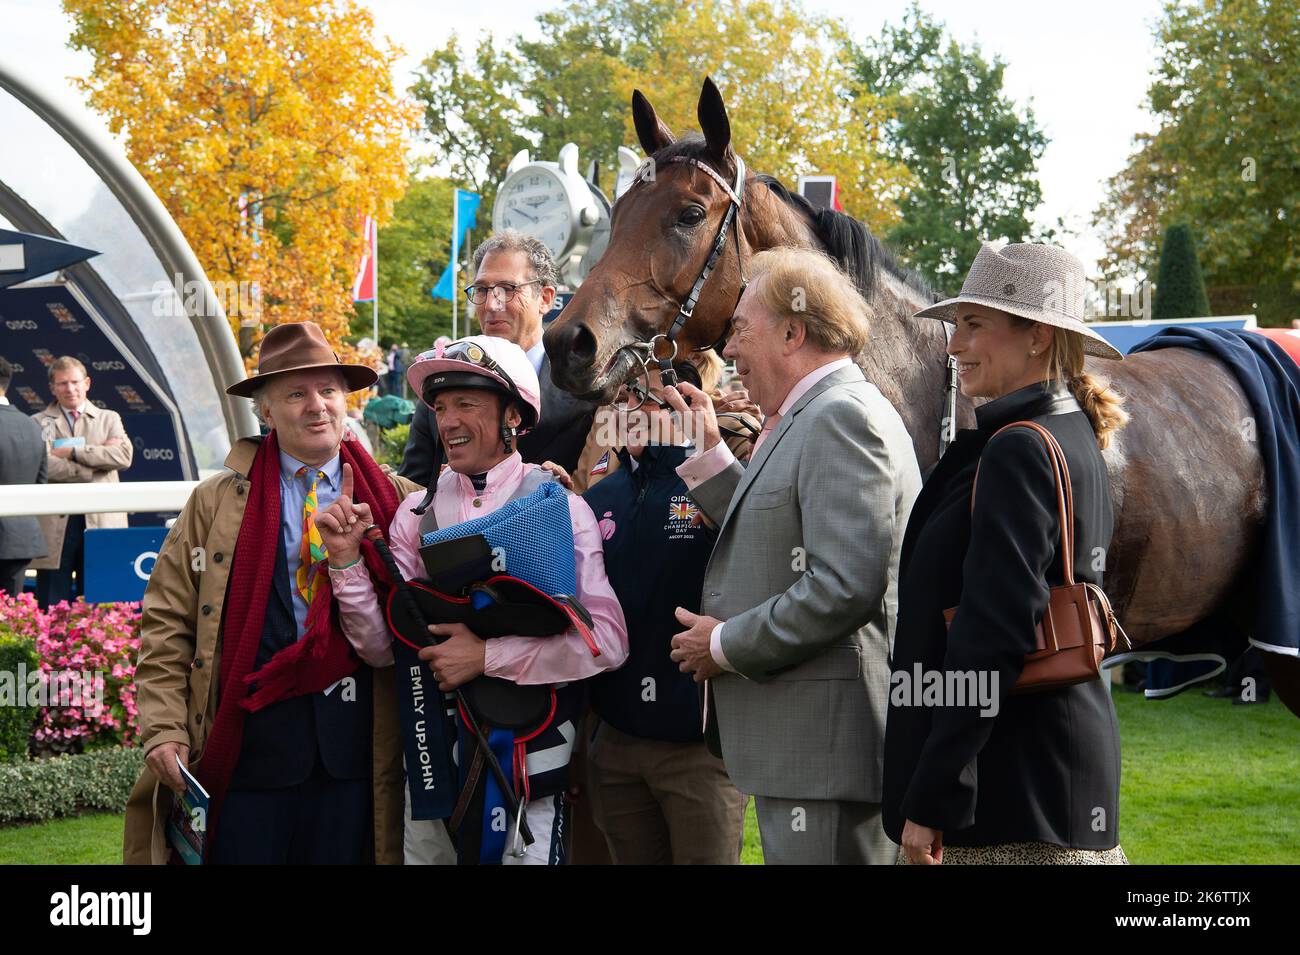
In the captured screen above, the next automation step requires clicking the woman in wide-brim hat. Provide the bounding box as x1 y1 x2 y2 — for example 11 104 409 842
882 242 1131 865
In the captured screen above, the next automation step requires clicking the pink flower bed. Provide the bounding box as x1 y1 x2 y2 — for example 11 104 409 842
0 592 141 756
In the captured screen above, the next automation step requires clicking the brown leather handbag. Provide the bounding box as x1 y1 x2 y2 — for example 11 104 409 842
942 420 1128 694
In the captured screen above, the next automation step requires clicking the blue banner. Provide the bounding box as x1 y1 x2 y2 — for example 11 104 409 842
431 189 481 301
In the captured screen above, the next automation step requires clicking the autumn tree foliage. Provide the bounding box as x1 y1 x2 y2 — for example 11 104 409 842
63 0 419 366
413 0 910 235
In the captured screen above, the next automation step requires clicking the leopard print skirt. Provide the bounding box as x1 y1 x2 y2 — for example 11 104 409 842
896 842 1129 865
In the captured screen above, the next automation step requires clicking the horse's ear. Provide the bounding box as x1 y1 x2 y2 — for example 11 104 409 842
697 76 732 162
632 89 675 157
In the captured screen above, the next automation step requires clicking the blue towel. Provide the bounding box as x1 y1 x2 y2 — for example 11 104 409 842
422 482 577 598
1130 327 1300 656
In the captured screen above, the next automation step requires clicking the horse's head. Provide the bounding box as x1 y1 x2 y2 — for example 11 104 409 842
544 77 750 403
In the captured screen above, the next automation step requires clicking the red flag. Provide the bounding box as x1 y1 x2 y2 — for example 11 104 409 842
352 215 377 302
832 180 844 213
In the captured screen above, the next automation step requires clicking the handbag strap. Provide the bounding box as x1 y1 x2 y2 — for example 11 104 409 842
970 420 1077 585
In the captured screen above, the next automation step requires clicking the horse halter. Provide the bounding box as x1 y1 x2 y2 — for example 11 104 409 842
641 153 748 388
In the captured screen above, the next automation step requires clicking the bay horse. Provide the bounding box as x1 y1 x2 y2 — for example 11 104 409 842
543 77 1299 716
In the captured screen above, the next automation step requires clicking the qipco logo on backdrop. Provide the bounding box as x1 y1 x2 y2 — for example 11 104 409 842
142 448 175 462
92 360 127 372
133 550 158 581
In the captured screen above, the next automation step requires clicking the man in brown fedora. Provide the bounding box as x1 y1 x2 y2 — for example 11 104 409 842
124 321 420 864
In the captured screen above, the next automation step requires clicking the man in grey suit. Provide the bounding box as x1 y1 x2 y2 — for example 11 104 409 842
0 356 48 597
664 248 920 864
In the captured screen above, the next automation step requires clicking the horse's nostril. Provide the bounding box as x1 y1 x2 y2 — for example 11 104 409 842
566 323 598 366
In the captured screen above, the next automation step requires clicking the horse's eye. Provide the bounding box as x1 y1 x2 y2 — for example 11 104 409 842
677 207 705 227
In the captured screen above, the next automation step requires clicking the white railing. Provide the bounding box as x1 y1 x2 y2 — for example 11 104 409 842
0 481 202 518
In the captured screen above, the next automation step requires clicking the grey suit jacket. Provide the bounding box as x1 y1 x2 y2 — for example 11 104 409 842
0 402 48 560
691 363 920 803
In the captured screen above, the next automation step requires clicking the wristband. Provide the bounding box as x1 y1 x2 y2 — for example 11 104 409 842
329 556 362 570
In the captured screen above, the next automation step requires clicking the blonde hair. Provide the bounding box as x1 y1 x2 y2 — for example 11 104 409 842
747 248 870 356
1013 317 1129 449
693 349 724 392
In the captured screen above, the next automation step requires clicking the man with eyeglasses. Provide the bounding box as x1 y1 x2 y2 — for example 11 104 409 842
399 231 598 489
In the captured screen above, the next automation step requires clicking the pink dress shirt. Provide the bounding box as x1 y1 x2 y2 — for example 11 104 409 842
331 452 629 683
675 357 856 671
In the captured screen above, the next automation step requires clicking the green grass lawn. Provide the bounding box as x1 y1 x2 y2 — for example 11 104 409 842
735 687 1300 864
3 688 1296 864
0 811 124 865
1111 687 1300 863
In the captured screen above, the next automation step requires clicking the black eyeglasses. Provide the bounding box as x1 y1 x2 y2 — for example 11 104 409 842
464 280 544 305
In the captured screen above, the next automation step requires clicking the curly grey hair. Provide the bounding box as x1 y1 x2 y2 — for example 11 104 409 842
471 229 559 288
248 381 272 426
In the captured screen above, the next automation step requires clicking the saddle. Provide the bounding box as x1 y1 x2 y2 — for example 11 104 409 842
384 566 595 729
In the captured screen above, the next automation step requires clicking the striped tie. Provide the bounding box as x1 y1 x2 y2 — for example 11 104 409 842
295 466 328 606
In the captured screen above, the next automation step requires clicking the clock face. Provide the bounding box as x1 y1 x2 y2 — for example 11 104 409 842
495 168 573 258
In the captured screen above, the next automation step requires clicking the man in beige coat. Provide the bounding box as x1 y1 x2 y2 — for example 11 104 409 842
124 323 417 864
30 356 132 606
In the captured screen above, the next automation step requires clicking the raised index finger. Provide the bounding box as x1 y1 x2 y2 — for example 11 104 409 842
341 461 354 500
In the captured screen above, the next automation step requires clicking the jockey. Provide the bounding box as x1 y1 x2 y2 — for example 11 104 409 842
320 335 629 865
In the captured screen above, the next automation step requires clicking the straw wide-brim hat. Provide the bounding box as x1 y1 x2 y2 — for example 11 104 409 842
914 242 1123 360
226 321 379 397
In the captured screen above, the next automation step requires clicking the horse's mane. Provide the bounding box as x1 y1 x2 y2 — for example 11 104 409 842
756 175 937 304
649 135 937 304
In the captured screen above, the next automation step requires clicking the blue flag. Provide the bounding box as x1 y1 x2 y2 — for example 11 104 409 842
432 189 482 301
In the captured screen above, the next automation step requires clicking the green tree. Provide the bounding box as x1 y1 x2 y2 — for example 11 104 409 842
517 2 677 189
409 36 532 216
1152 224 1212 320
851 2 1051 288
1095 0 1300 325
352 172 469 349
609 0 908 234
409 0 908 236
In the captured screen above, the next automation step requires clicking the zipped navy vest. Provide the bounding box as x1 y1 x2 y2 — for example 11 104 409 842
582 445 715 743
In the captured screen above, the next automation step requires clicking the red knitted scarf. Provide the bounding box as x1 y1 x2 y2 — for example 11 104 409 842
195 431 400 852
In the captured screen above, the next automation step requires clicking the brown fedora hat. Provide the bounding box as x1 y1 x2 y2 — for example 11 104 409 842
226 321 378 397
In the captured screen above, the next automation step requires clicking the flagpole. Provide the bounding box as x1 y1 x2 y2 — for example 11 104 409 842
371 218 379 344
451 189 459 340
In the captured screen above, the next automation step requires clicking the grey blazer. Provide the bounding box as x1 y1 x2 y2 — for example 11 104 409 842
0 402 48 561
691 363 920 803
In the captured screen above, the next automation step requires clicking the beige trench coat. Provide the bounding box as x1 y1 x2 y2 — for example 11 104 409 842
29 401 132 570
122 436 419 864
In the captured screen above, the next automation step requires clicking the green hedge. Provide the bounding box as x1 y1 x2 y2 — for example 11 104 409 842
0 747 145 825
0 627 39 763
377 423 410 469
